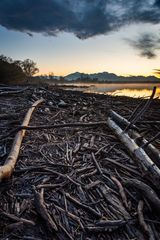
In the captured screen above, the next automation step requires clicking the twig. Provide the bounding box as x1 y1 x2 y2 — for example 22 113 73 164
0 210 35 226
65 192 102 219
137 200 150 236
111 176 129 209
142 132 160 148
0 121 107 141
33 188 58 232
91 152 103 175
124 87 156 132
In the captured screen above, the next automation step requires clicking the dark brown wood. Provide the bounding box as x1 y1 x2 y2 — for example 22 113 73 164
125 179 160 215
34 188 58 232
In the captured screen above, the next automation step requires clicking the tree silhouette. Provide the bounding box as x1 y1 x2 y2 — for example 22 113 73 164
0 55 39 84
20 59 39 77
0 56 25 84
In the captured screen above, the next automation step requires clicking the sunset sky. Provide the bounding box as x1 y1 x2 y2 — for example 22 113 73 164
0 0 160 77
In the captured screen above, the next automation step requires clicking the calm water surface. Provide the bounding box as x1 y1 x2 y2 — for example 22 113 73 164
60 83 160 98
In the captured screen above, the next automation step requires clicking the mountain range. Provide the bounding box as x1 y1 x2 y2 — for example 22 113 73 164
64 71 160 83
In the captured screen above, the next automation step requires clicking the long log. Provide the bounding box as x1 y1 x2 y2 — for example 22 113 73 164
0 98 44 181
109 110 138 131
0 87 29 96
106 117 160 189
109 110 160 168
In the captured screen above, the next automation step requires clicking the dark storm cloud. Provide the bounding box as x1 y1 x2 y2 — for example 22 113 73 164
0 0 76 35
0 0 160 56
155 0 160 6
0 0 160 38
128 34 160 59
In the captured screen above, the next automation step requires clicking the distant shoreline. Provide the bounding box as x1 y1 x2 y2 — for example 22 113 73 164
54 81 160 84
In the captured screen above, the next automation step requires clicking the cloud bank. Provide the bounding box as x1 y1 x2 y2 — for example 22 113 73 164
0 0 160 57
128 33 160 59
154 69 160 76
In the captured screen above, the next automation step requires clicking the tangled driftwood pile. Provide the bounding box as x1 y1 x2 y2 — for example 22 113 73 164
0 85 160 239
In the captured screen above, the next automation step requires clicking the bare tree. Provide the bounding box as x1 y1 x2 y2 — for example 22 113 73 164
0 55 13 64
21 59 39 77
48 72 54 80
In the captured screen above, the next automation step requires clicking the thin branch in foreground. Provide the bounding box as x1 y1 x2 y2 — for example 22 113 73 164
0 121 107 141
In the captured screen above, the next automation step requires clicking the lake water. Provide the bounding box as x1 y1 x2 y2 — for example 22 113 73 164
60 83 160 98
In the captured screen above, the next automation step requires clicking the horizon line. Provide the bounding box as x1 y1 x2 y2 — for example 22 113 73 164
36 71 160 78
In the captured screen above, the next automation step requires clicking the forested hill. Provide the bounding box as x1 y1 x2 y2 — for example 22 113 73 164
0 58 25 84
0 55 39 84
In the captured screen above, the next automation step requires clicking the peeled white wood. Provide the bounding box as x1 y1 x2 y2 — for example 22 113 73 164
0 98 44 181
110 110 160 166
106 117 160 189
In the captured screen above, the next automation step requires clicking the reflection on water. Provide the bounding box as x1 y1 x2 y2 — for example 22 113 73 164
59 83 160 98
107 89 160 98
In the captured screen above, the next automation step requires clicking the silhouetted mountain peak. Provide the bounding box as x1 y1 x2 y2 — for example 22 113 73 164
64 71 160 83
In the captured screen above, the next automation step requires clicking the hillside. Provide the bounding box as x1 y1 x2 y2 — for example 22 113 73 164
0 59 25 84
64 71 160 83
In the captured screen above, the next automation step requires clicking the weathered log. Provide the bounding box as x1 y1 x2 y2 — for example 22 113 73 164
106 117 160 188
109 110 138 130
0 87 29 96
0 98 44 181
109 110 160 168
124 179 160 215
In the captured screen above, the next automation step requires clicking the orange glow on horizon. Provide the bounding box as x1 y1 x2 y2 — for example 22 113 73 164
36 69 160 78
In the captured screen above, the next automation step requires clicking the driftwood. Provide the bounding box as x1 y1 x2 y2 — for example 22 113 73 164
0 210 35 226
110 110 138 130
137 200 150 237
1 85 160 239
85 219 127 232
0 121 107 141
65 192 102 219
0 98 44 181
106 117 160 188
109 110 160 167
111 176 129 209
34 188 58 232
124 179 160 215
124 86 156 131
0 87 29 96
